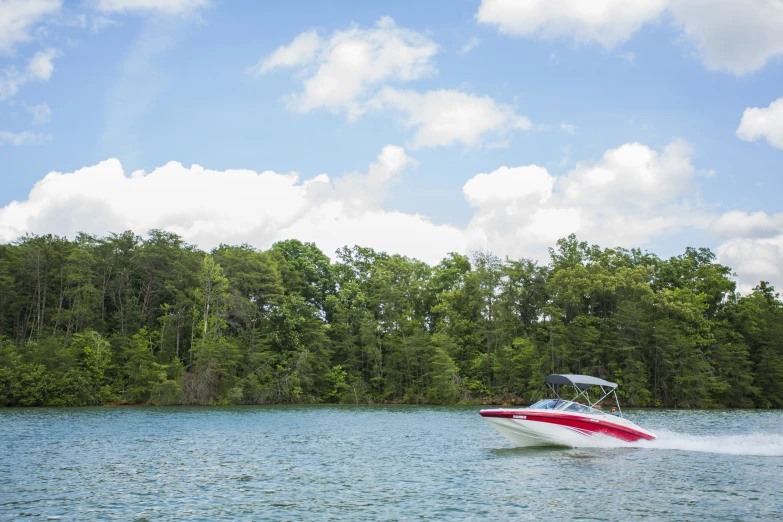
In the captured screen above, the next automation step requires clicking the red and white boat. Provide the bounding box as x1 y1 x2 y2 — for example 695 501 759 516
480 374 656 447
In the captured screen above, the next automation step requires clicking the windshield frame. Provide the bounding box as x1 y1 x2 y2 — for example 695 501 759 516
527 398 605 415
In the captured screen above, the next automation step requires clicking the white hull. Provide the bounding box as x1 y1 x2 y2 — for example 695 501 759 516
484 416 578 447
481 408 656 447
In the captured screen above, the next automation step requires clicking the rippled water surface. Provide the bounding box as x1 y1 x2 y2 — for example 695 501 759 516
2 407 782 521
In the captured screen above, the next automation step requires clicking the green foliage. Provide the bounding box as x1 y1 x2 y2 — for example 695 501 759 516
326 365 352 403
0 231 781 408
123 329 168 403
426 335 464 404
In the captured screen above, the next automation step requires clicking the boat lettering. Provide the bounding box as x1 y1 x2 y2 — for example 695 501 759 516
513 415 526 420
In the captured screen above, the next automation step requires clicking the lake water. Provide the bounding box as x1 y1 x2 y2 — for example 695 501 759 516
1 406 782 521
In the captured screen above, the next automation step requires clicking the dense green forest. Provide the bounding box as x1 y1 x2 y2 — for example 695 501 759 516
1 231 782 408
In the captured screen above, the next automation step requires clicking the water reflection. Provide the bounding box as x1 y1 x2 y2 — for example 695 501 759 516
488 446 566 458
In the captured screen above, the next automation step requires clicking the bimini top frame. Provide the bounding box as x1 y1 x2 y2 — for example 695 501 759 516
544 374 622 416
545 374 617 389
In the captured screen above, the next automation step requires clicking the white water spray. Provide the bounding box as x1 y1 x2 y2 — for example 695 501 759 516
635 429 783 456
563 429 783 456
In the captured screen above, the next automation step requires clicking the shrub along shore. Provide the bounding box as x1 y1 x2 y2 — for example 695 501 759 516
1 232 781 408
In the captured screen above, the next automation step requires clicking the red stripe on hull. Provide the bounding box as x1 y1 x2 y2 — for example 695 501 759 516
480 410 655 442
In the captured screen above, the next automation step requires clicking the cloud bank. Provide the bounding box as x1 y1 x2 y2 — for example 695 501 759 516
3 140 779 292
477 0 783 75
0 145 465 264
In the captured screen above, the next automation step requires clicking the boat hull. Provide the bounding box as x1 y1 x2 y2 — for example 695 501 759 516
480 409 656 447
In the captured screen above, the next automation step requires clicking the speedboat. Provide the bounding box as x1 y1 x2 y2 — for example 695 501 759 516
480 374 656 447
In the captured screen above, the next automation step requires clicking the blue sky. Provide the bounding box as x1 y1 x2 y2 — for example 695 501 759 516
1 0 783 292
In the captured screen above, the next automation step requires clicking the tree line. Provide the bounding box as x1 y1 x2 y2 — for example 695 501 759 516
1 231 781 408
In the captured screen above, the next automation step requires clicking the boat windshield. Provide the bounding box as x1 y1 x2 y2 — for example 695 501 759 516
555 400 603 414
528 399 604 415
527 399 560 410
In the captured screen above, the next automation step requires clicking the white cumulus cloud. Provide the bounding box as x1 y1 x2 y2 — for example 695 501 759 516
559 140 698 210
476 0 667 49
463 139 706 261
643 195 783 294
668 0 783 75
463 165 553 207
709 210 783 292
252 16 439 120
0 145 465 263
716 237 783 295
737 97 783 150
477 0 783 75
710 211 783 239
370 87 531 149
0 0 61 55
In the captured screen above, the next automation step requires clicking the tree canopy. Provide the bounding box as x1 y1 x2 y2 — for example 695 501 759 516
1 232 781 408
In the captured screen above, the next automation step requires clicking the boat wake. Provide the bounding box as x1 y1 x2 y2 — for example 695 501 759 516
638 430 783 456
563 429 783 456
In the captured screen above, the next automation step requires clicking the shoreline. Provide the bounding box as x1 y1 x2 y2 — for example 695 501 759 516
25 401 778 410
